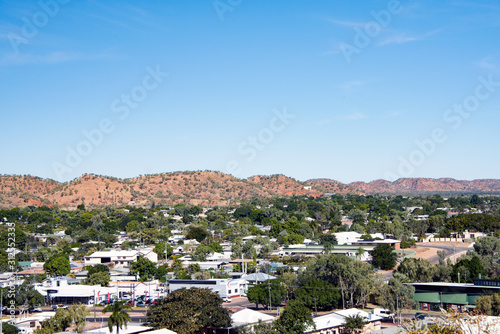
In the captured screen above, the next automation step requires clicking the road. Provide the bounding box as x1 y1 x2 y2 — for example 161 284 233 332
417 242 471 264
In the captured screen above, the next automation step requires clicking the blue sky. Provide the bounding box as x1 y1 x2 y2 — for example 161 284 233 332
1 0 499 183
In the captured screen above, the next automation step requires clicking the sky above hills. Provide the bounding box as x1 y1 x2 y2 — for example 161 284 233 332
1 0 499 183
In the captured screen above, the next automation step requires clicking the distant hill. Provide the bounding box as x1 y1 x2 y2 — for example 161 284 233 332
346 178 500 195
0 172 499 209
0 172 321 209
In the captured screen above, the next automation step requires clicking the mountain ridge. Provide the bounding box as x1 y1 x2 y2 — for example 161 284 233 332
0 172 499 209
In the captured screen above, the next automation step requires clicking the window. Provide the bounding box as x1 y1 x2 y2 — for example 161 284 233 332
235 289 238 293
228 290 231 294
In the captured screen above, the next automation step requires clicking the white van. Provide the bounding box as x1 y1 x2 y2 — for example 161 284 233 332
373 308 395 319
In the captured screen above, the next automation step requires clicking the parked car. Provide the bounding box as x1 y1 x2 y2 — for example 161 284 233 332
99 299 115 306
28 306 42 313
415 312 429 320
2 308 21 315
222 296 232 303
51 304 68 311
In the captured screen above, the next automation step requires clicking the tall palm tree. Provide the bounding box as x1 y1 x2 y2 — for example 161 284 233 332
67 304 90 333
343 314 366 334
103 300 132 334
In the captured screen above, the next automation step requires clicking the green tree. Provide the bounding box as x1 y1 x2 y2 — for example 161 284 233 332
247 280 286 309
319 234 338 254
185 226 209 242
43 254 70 276
67 304 90 333
295 278 341 311
146 288 231 334
342 314 366 334
130 256 157 281
34 305 88 334
371 244 397 270
86 264 109 276
154 241 173 260
103 301 132 334
475 293 500 316
452 256 485 282
274 299 315 334
2 322 19 334
192 244 213 261
297 254 375 309
208 242 223 253
0 227 27 250
83 271 110 286
396 258 433 282
375 277 415 322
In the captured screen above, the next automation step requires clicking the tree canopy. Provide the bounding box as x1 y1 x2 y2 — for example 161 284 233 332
147 288 231 334
43 254 70 276
371 244 397 270
130 256 157 281
274 299 315 334
247 279 286 309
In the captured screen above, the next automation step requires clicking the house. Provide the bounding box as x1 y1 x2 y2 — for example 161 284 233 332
231 308 276 330
242 273 276 284
169 278 248 298
7 312 55 334
35 278 99 305
181 261 224 271
0 273 24 288
306 308 382 334
84 248 157 267
17 268 46 277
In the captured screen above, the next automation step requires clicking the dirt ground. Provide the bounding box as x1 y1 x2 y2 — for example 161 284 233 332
413 245 439 260
413 242 472 263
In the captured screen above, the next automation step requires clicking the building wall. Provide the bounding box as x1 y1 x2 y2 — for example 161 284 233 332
169 279 247 297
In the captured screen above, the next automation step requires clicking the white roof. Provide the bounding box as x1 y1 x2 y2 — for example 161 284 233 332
140 329 177 334
87 248 154 258
334 308 382 322
309 312 345 331
86 325 157 334
307 308 382 333
231 308 275 327
36 283 101 297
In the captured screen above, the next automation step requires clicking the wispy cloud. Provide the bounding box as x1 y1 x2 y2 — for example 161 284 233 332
0 50 114 66
338 110 368 121
316 118 331 126
378 29 440 46
475 57 499 72
328 19 366 28
383 111 403 119
338 80 370 93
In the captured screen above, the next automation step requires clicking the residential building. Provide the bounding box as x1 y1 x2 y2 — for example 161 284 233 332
84 248 157 267
169 278 248 298
307 308 383 334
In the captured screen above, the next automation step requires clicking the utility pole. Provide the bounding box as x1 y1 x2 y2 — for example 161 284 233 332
93 289 96 321
268 280 271 312
314 297 317 316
